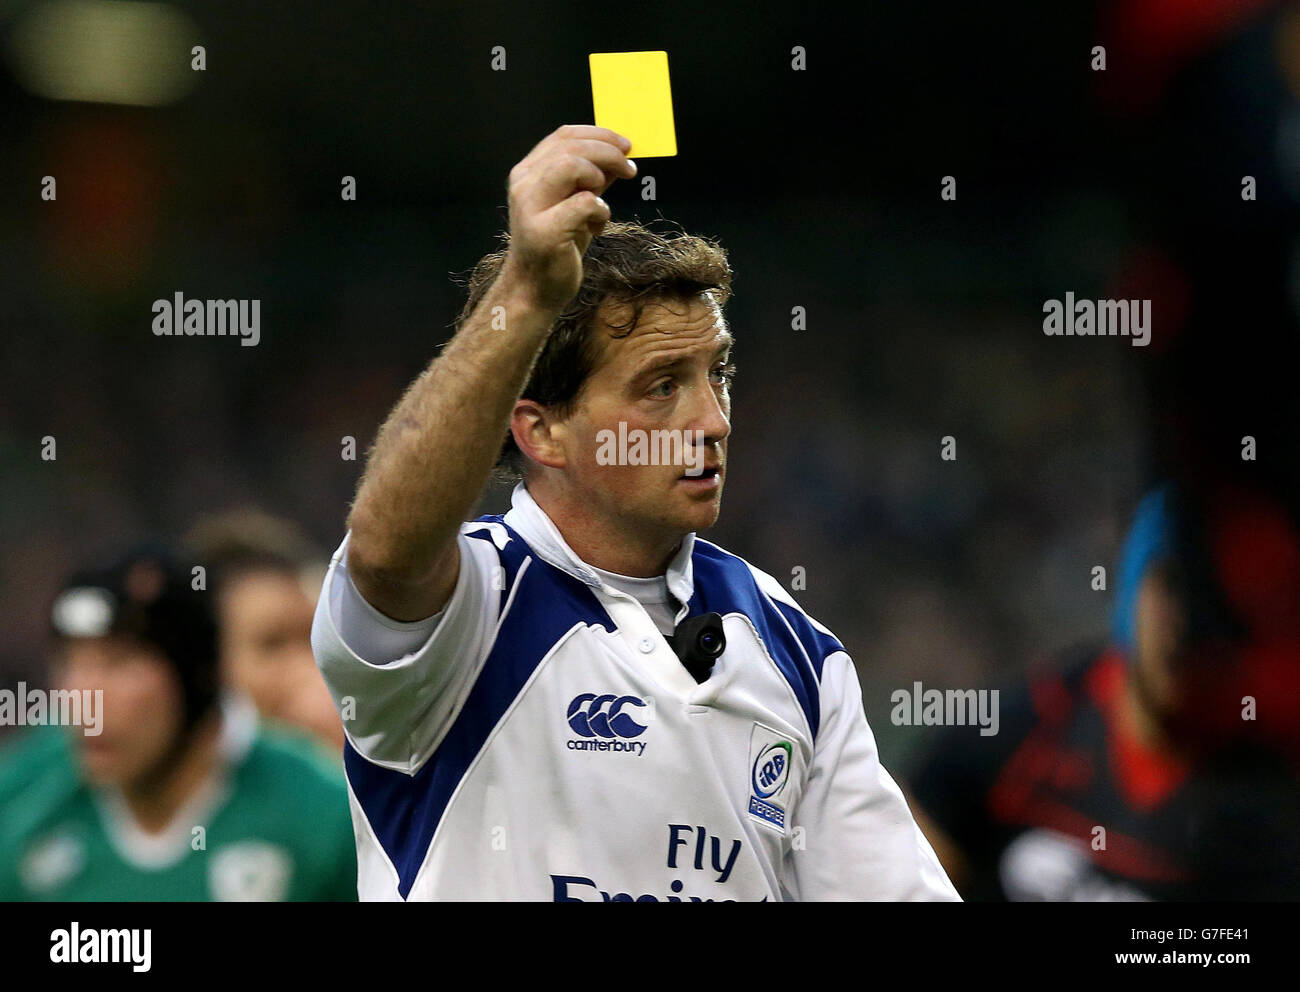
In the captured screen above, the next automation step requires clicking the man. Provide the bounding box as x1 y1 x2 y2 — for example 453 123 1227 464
0 545 357 900
908 483 1300 899
312 124 958 901
186 508 344 751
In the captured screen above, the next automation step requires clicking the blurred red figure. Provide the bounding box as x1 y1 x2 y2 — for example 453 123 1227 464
908 482 1300 900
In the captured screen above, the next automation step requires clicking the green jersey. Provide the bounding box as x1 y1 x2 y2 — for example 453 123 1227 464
0 698 356 901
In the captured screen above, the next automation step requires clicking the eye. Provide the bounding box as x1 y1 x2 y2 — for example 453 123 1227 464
649 378 675 398
710 361 737 386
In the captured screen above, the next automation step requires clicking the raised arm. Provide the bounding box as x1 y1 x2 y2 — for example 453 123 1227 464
345 125 636 621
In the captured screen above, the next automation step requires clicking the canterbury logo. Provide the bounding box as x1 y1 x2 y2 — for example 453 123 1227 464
567 693 648 739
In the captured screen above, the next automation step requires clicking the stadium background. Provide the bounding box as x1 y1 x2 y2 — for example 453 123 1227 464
1 0 1296 789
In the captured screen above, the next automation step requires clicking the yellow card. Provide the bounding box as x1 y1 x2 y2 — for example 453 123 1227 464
589 51 677 158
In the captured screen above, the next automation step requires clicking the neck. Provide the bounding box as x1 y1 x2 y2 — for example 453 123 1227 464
122 711 223 834
528 479 680 577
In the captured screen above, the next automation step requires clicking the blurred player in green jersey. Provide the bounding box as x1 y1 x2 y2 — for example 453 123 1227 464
0 545 356 900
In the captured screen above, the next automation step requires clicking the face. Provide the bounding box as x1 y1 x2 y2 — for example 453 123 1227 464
536 293 734 550
1133 566 1187 717
219 569 342 748
1132 560 1247 738
55 637 185 787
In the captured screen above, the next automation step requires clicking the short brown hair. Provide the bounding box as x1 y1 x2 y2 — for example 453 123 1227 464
184 508 320 592
451 219 733 480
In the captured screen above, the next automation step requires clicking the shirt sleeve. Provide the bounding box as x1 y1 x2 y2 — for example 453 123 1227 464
787 652 962 901
310 527 502 770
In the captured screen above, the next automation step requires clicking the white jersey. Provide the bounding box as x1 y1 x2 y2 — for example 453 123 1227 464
311 483 959 902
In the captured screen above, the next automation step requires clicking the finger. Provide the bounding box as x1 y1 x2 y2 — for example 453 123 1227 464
542 124 631 153
573 143 635 198
559 138 637 180
516 139 634 206
578 209 614 253
513 133 634 189
568 143 634 199
543 189 611 244
516 154 611 215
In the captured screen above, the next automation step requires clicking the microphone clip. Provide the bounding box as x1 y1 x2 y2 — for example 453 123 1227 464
668 612 726 684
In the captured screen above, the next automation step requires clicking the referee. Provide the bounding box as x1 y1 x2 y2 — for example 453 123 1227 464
311 124 959 901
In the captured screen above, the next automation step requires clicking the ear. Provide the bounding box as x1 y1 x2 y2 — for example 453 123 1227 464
511 399 568 470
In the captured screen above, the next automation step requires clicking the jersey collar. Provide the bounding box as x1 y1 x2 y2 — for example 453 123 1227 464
502 482 697 611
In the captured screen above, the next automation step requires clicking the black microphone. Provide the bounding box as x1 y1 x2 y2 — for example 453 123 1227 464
668 612 726 684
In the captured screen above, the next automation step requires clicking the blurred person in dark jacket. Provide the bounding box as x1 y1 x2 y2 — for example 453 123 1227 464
907 482 1300 900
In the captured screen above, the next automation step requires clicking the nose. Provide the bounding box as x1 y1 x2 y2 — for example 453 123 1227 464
692 377 731 447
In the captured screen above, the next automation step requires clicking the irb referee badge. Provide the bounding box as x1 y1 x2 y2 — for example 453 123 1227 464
747 723 795 833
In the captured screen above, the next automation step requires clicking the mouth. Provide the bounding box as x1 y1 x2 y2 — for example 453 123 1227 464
678 465 722 488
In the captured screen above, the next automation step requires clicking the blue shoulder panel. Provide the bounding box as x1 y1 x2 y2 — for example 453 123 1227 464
464 515 530 615
770 600 844 682
686 540 833 740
